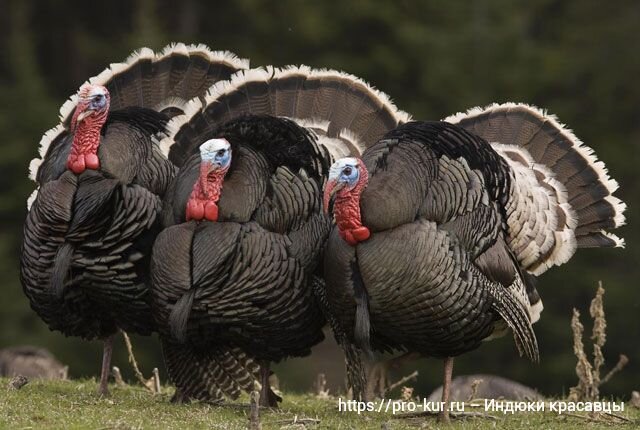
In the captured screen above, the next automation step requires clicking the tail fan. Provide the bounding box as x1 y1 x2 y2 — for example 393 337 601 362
445 103 626 275
488 281 540 363
28 43 249 205
162 339 260 402
158 66 411 166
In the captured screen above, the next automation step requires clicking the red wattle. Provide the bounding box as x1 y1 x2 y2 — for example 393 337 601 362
186 200 204 221
85 153 100 170
344 230 358 246
68 156 86 174
351 226 370 242
204 201 219 221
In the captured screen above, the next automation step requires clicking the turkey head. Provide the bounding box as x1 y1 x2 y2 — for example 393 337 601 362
324 157 370 246
67 84 110 174
185 138 232 222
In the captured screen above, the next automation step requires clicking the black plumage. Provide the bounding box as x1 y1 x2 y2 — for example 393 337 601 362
151 65 409 405
323 110 625 421
152 115 330 405
21 44 252 396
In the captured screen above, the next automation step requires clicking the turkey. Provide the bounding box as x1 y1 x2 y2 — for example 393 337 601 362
323 105 626 421
20 43 251 396
150 65 410 405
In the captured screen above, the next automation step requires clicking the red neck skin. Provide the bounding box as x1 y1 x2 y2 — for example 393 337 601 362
185 162 229 222
332 167 371 246
67 109 108 174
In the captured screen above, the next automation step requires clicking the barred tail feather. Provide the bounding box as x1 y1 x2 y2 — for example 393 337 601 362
445 103 626 275
161 339 260 402
159 66 410 166
28 43 248 194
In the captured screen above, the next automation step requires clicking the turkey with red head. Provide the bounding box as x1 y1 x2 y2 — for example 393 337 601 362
323 106 626 421
21 44 251 396
151 66 410 405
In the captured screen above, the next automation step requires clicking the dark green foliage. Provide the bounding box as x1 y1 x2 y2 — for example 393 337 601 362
0 0 637 398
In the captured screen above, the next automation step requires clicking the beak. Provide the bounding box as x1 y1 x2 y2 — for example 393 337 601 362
323 179 345 214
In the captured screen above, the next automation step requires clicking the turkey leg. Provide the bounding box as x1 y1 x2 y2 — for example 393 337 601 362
97 334 115 396
439 356 454 423
259 361 280 408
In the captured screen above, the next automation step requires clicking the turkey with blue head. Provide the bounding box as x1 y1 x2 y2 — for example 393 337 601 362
151 65 411 405
323 105 626 422
20 43 252 396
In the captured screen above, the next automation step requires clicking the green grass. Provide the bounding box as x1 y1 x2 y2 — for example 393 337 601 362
1 378 638 429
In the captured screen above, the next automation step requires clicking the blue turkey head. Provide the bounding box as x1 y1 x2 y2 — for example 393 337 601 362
200 138 232 171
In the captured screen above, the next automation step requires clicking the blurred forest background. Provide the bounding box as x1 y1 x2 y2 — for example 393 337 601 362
0 0 638 399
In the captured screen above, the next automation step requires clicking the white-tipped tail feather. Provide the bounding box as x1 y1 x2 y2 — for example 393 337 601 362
162 65 408 166
28 43 249 209
446 102 626 275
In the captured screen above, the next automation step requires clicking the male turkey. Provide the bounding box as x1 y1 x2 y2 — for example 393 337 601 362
323 105 626 421
151 66 410 405
21 43 251 395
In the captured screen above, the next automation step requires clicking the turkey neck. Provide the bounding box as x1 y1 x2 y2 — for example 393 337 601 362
185 162 228 222
192 162 227 201
69 112 106 161
333 168 369 234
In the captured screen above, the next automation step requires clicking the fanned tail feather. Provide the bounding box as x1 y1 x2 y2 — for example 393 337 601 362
488 283 539 363
162 339 260 402
28 43 249 193
159 66 411 166
445 103 626 275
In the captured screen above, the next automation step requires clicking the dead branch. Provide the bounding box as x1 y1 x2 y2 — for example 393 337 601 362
589 282 606 394
467 378 484 403
384 370 418 396
249 390 261 430
121 331 157 393
600 354 629 386
569 308 595 401
314 373 329 398
112 366 126 387
7 375 28 390
392 410 497 421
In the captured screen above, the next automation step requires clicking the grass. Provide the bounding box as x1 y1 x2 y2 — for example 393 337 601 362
0 378 638 429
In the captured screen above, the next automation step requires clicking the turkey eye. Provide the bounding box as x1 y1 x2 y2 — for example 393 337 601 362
216 149 226 156
94 95 103 102
343 166 352 176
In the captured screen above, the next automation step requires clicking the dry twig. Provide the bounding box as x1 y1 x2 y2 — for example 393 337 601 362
467 378 484 403
112 366 126 387
121 331 159 393
7 375 28 390
600 354 629 386
568 283 626 402
249 390 261 430
315 373 329 398
392 410 497 421
384 371 418 396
